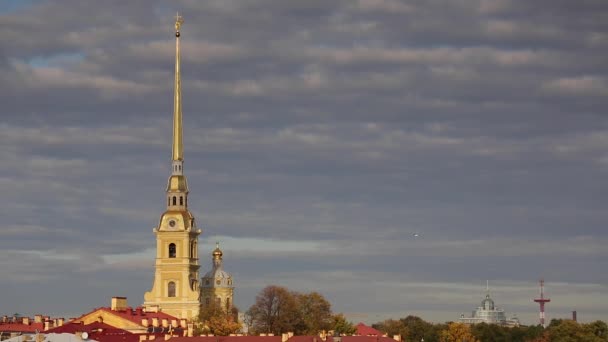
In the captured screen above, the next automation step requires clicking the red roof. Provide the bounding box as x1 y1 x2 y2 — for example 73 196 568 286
342 337 395 342
171 336 282 342
46 322 141 342
70 306 178 326
355 323 383 336
0 322 44 333
47 321 126 334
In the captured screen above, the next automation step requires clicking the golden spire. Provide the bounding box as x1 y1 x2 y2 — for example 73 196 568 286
172 13 184 161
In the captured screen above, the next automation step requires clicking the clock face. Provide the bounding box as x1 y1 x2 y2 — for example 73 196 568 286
168 219 176 228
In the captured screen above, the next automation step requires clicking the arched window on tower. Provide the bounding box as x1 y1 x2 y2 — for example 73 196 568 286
226 298 231 310
168 281 176 297
216 297 221 306
169 243 176 258
190 241 194 259
168 197 170 206
180 196 183 205
172 196 177 206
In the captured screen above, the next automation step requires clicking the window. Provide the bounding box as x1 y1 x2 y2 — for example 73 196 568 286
168 197 170 206
205 297 210 305
216 297 221 306
172 196 177 205
190 241 194 259
169 243 176 258
168 281 176 297
180 196 183 205
226 298 231 310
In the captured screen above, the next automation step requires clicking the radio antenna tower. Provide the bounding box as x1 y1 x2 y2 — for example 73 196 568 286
533 279 551 328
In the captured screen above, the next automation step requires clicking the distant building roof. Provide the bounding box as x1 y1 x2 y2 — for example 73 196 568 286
171 336 282 342
355 323 383 336
0 322 44 333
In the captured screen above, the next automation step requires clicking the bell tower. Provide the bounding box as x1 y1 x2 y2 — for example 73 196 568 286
143 14 203 319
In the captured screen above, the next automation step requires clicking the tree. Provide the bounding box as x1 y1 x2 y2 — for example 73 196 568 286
195 302 241 336
440 322 479 342
400 315 437 342
294 292 333 335
247 285 300 335
331 313 356 335
584 321 608 341
547 319 605 342
373 319 408 338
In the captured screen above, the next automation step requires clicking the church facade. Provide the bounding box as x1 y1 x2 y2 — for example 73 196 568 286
143 15 233 321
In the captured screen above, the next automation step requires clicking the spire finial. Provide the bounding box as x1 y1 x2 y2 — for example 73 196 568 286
175 12 184 33
172 13 183 161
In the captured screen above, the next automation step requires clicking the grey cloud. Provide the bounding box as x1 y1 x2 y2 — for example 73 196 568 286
1 0 607 324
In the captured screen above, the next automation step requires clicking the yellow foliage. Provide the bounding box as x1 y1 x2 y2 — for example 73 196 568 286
440 322 479 342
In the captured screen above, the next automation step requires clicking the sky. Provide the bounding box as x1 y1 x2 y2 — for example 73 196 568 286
1 0 607 325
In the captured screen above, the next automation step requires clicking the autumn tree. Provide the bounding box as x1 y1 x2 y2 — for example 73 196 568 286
195 302 241 336
440 322 479 342
294 291 333 335
247 285 354 336
247 285 300 335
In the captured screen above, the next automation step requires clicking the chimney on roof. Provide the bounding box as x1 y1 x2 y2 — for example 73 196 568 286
161 319 169 328
2 315 7 323
281 334 288 342
152 318 159 327
136 307 143 316
171 319 178 328
179 319 187 329
111 297 128 311
164 335 171 341
139 336 147 342
58 318 64 326
393 335 401 341
187 323 193 337
22 317 30 325
142 318 149 327
34 315 42 324
44 321 51 331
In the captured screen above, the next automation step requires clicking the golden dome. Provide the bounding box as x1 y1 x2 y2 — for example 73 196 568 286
212 242 223 258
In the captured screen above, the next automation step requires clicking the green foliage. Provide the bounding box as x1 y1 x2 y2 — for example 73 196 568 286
331 313 357 335
546 319 608 342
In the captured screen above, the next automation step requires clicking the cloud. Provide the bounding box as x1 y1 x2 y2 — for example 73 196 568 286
1 0 607 324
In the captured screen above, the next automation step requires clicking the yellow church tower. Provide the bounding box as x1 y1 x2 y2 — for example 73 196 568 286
143 14 203 320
